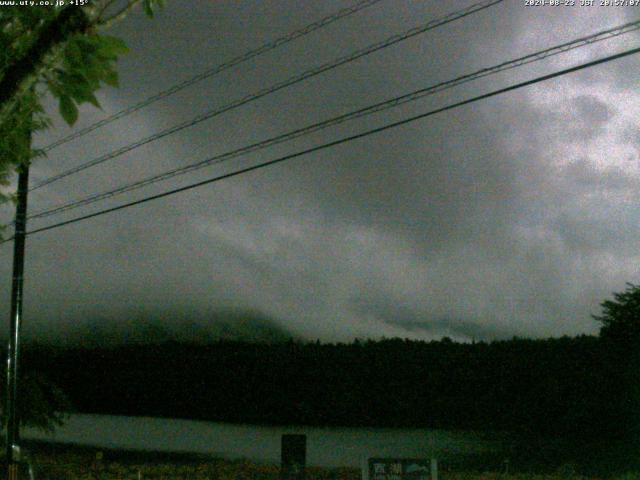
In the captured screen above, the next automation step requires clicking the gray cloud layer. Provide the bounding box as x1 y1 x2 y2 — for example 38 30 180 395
1 0 639 343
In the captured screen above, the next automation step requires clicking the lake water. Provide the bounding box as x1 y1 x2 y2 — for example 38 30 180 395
24 414 500 467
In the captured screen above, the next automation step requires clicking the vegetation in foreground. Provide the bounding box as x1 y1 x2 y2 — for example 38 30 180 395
11 442 640 480
17 443 357 480
11 447 640 480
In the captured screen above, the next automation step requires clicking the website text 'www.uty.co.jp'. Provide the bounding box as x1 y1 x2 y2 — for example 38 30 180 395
0 0 87 6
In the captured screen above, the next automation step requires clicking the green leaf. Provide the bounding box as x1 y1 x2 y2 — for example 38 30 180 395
143 0 154 17
103 68 119 88
63 39 84 70
59 95 78 126
85 92 101 109
97 35 129 58
45 78 63 97
74 35 100 61
69 85 101 109
58 69 104 109
58 71 91 94
77 59 106 88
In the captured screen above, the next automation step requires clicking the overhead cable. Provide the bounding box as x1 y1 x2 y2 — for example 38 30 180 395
25 19 640 222
40 0 387 152
4 44 636 243
31 0 504 191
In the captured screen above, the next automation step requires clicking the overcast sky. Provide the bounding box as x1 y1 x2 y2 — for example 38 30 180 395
1 0 639 343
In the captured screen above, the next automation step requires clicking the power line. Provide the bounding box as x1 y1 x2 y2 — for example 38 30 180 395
4 44 636 244
33 0 501 189
40 0 386 153
24 19 640 222
30 0 504 191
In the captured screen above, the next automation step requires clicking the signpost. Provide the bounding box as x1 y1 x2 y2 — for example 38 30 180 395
367 458 435 480
281 434 306 480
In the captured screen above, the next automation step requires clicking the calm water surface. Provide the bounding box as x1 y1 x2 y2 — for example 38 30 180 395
24 414 499 467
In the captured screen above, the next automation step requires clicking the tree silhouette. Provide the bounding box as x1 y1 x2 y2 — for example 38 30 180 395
593 282 640 345
592 283 640 461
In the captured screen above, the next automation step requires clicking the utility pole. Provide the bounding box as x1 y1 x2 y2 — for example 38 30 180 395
5 161 29 480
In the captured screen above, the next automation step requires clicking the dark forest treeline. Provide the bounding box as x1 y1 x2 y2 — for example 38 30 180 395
11 283 640 473
18 334 630 441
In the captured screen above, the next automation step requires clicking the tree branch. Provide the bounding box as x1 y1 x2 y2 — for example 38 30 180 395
94 0 122 24
97 0 141 28
0 6 91 119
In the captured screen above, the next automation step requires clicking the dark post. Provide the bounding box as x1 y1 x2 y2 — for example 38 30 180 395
281 434 306 480
5 164 29 480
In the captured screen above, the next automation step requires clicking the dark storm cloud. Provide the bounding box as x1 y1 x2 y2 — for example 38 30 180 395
350 295 519 341
559 95 616 141
561 158 637 192
1 0 639 343
572 95 614 124
384 318 518 342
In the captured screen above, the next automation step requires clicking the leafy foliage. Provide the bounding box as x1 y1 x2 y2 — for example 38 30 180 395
593 282 640 344
0 0 163 430
0 0 164 207
0 88 47 204
0 370 71 432
46 33 129 125
18 372 71 432
592 283 640 461
143 0 165 18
